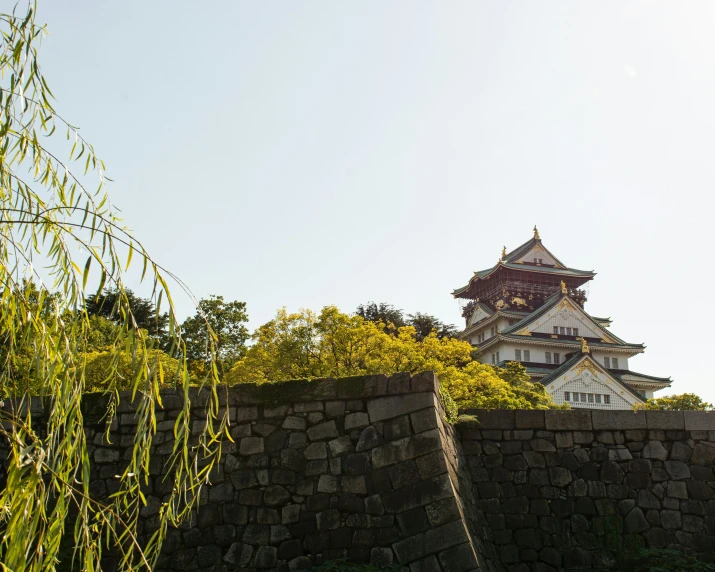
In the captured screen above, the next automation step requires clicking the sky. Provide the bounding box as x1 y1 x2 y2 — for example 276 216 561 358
35 1 715 400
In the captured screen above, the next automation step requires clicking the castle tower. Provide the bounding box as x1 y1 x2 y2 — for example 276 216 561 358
452 227 671 409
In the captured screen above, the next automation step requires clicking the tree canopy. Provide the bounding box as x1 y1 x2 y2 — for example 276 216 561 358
356 301 459 340
635 393 714 411
227 305 563 411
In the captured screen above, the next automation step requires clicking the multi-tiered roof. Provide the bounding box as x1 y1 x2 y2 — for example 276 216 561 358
452 228 671 408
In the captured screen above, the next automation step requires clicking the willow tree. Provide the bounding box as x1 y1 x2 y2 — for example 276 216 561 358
0 3 227 570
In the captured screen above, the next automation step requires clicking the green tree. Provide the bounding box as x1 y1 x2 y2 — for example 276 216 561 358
355 302 406 330
181 295 249 375
356 302 458 340
635 393 713 411
86 287 169 343
227 306 563 410
0 4 225 570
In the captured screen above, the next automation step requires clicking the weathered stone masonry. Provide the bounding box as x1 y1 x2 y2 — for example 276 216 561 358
11 375 715 572
79 373 491 572
460 408 715 571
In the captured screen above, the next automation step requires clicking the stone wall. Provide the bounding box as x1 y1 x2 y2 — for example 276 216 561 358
78 373 490 572
459 408 715 571
8 376 715 572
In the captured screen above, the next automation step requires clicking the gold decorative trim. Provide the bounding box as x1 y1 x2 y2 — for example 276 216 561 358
516 328 532 336
572 359 600 377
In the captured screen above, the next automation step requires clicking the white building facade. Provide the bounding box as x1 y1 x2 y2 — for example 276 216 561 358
453 228 671 410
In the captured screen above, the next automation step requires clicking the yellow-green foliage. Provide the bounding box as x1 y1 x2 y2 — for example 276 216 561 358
227 306 565 410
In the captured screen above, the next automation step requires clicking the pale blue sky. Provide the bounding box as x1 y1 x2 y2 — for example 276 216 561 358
38 2 714 400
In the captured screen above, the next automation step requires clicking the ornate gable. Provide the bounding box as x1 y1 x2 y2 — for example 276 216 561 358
512 243 562 267
516 297 619 343
468 304 492 327
544 355 643 409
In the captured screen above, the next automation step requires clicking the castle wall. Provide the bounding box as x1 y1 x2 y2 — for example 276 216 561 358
5 375 714 572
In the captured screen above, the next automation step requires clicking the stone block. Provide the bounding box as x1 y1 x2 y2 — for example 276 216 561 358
307 421 339 441
515 410 545 429
409 555 441 572
381 474 453 514
642 440 668 460
529 438 556 452
254 546 278 568
224 542 253 566
328 435 354 457
318 475 338 493
345 412 370 431
371 428 442 469
437 542 479 572
367 393 436 423
686 411 715 431
336 374 388 399
646 410 685 430
282 416 307 431
411 371 438 394
356 426 382 452
592 410 647 430
411 408 439 434
665 460 690 480
325 400 346 418
544 410 592 431
416 450 449 480
294 401 324 413
371 547 394 568
388 372 412 395
692 443 715 466
393 520 468 564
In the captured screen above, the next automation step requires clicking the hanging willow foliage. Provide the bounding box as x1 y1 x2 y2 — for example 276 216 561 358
0 2 228 570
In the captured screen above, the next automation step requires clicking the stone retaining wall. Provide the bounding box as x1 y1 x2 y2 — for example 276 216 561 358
79 373 490 572
6 376 715 572
460 408 715 571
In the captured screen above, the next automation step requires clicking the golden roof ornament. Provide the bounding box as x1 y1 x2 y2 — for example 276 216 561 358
561 280 567 294
580 337 590 354
533 225 540 240
501 246 507 259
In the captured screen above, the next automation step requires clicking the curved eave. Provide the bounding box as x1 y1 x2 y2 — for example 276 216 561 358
453 263 595 299
476 333 645 354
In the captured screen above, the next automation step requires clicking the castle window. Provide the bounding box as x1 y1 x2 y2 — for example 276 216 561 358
490 326 495 337
491 354 495 365
554 353 560 364
553 326 559 335
588 394 594 403
564 391 571 401
524 350 530 361
545 352 552 364
580 393 587 402
612 358 619 369
566 328 572 336
515 349 522 361
477 332 485 343
572 393 579 402
595 394 602 404
604 357 611 368
560 327 566 335
573 328 579 337
604 395 611 404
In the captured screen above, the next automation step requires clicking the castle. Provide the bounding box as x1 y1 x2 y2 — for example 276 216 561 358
452 227 671 410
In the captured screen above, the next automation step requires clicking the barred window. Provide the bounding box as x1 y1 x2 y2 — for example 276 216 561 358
588 394 594 403
524 350 531 361
604 395 611 404
580 393 587 402
553 326 559 335
554 353 560 365
560 327 566 335
566 328 572 336
545 352 552 364
573 328 579 337
564 391 571 401
496 351 500 363
515 349 522 361
604 357 611 368
595 394 602 404
613 358 619 369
